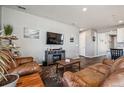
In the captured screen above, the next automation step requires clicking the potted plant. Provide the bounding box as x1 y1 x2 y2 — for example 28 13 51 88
0 50 19 87
4 24 13 36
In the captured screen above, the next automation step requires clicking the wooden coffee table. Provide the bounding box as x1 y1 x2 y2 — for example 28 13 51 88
56 59 80 73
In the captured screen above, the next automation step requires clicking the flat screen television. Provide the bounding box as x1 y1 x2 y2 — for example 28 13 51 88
46 32 64 45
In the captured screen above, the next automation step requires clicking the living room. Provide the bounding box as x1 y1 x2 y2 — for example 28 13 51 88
1 3 124 90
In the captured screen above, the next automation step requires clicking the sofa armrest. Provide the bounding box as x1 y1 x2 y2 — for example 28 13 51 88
15 57 33 65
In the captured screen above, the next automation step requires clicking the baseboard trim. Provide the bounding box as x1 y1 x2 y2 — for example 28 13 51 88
79 54 106 58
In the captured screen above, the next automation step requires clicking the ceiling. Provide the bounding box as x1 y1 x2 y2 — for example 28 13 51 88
3 5 124 31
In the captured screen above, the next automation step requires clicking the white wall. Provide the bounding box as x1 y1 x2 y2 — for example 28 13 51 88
79 30 97 57
85 30 97 56
0 6 2 30
1 7 79 64
97 32 110 55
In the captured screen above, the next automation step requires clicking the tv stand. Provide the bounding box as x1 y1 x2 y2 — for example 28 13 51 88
45 49 65 65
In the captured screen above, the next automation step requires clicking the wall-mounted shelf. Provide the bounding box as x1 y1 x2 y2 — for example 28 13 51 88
0 36 18 40
0 35 20 56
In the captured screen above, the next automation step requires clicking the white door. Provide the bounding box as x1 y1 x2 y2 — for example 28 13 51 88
79 31 86 56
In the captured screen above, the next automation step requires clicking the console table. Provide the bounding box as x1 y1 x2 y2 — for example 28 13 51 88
45 49 65 65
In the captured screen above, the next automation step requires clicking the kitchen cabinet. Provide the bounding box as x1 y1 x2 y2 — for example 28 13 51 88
117 28 124 42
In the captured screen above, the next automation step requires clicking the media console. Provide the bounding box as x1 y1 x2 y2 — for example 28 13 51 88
45 49 65 65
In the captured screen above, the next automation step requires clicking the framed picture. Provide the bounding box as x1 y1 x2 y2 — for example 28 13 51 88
92 36 96 42
70 37 74 42
24 27 40 39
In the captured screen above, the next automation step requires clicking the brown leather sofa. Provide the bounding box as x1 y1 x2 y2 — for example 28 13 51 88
0 49 44 86
62 56 124 87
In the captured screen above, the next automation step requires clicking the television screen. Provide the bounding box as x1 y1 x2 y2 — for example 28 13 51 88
46 32 64 45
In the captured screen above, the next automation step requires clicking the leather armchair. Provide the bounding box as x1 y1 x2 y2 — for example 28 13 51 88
0 49 41 76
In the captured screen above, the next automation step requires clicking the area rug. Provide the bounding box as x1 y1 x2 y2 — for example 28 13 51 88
42 65 79 87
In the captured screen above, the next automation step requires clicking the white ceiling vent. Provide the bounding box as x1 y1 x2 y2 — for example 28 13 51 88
17 6 26 10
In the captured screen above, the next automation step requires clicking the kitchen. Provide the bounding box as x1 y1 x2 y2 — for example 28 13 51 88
98 27 124 58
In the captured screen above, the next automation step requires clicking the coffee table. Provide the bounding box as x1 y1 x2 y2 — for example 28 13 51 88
56 59 80 73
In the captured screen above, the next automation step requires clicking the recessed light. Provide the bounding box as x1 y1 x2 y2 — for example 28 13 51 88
79 28 83 31
118 20 124 24
82 8 87 12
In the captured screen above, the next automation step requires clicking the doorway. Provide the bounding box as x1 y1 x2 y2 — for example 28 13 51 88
109 35 117 48
79 31 86 56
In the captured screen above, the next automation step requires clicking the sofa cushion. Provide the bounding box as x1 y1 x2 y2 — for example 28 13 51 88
102 59 114 67
114 61 124 70
101 68 124 87
88 63 111 77
63 71 88 87
8 62 41 76
75 67 106 87
112 56 124 71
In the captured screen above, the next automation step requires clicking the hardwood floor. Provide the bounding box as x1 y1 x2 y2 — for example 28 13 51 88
80 56 106 69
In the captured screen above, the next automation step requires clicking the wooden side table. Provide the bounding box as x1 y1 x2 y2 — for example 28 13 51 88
56 59 80 73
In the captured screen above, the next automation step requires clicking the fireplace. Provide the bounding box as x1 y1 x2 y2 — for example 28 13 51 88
45 49 65 65
53 54 61 63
